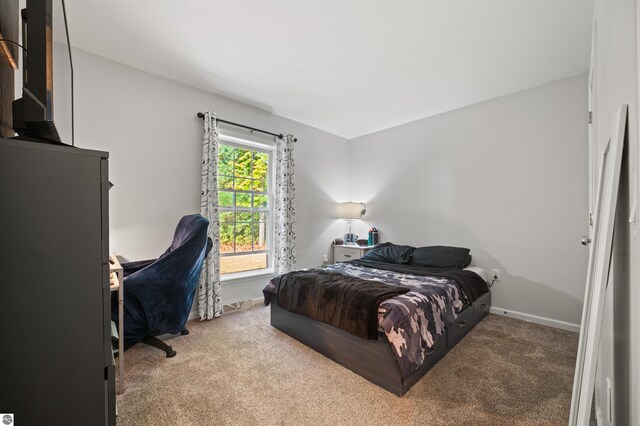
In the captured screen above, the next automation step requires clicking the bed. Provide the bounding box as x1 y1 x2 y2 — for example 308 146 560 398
263 244 491 396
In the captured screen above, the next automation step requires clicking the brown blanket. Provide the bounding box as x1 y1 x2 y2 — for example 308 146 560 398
272 269 410 340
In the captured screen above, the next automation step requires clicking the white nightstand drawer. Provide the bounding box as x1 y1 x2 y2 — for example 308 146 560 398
333 245 374 263
334 248 358 262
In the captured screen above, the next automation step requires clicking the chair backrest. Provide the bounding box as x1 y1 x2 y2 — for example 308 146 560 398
122 214 211 339
160 214 210 259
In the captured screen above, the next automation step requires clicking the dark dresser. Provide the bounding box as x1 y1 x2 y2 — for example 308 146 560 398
0 138 116 426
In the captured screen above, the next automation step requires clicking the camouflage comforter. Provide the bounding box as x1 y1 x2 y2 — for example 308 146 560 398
264 262 469 378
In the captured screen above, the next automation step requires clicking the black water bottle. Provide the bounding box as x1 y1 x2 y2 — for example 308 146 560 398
372 229 379 245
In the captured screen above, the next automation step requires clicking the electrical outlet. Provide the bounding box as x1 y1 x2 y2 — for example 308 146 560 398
322 255 328 263
491 269 501 281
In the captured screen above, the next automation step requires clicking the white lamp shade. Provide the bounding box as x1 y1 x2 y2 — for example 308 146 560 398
338 202 366 219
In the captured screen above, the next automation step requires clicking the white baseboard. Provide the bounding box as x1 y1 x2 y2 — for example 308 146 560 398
490 306 580 333
188 296 265 321
187 301 580 332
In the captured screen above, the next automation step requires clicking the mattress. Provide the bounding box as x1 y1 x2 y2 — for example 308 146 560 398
464 266 487 283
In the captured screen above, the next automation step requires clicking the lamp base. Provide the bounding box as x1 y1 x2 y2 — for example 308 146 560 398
343 233 358 244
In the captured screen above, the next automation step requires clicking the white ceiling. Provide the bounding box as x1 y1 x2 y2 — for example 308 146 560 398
65 0 594 139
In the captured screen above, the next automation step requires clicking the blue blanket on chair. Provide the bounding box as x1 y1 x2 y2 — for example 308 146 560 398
112 214 211 349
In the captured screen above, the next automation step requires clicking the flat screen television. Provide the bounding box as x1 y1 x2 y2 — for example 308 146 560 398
12 0 73 146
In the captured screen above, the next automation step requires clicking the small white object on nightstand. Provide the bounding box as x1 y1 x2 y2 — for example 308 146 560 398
333 244 375 263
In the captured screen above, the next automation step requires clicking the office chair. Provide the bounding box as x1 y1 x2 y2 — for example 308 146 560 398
113 214 212 357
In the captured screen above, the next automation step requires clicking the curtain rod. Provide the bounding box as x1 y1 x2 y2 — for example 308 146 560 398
197 112 296 141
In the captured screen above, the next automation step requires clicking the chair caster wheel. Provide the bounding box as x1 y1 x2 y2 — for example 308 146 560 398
166 347 177 358
181 328 189 335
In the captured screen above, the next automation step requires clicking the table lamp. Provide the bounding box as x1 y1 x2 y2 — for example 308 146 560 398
338 202 366 244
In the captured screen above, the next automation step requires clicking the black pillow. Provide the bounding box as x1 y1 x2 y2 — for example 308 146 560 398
411 246 471 269
361 242 415 264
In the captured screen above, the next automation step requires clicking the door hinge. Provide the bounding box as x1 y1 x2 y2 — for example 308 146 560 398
589 111 593 124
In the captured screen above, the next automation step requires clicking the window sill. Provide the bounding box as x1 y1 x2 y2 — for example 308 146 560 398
221 268 275 283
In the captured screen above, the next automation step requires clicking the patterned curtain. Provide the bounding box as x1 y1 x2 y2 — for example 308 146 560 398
274 134 297 275
198 111 222 319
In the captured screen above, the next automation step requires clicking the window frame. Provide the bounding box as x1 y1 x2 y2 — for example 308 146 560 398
217 133 276 281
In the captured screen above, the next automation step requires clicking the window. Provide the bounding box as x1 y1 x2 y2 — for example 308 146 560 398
217 136 274 276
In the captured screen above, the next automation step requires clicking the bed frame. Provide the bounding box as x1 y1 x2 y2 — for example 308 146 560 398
270 291 491 396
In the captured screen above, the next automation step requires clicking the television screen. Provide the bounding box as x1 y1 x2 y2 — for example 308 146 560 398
13 0 73 145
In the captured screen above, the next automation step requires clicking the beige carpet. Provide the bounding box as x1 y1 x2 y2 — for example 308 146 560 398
116 306 578 426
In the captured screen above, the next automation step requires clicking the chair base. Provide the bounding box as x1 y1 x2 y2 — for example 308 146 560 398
141 335 177 358
140 328 190 358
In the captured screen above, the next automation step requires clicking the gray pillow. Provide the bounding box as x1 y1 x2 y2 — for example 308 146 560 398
410 246 471 269
361 242 415 264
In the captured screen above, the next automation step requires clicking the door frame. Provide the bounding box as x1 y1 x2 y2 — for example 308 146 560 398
588 20 598 233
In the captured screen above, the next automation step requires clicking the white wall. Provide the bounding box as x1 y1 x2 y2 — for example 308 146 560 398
71 48 349 305
348 74 589 328
592 1 639 424
69 48 592 329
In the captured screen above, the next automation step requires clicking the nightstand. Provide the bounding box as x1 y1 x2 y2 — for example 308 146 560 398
333 244 375 263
